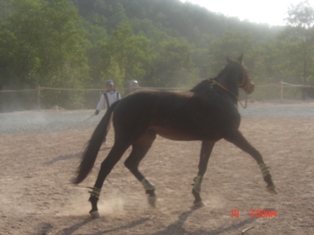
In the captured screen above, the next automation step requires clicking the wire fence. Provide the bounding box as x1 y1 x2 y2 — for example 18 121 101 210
1 81 314 112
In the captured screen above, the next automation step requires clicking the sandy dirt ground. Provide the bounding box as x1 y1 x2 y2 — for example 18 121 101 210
1 101 314 235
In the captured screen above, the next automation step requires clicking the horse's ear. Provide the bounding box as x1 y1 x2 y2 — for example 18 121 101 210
238 53 244 63
226 57 232 64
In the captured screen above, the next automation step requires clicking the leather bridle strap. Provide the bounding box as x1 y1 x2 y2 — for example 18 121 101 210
210 79 248 109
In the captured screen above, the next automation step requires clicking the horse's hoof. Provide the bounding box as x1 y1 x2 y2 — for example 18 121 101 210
266 185 278 195
192 201 206 209
148 195 157 207
89 210 100 218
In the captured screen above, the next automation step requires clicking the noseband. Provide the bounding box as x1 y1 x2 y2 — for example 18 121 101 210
238 68 254 93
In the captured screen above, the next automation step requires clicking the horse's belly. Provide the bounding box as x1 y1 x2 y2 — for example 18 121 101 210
151 126 215 141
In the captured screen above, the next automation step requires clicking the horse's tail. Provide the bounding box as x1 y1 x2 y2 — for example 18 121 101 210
72 101 120 184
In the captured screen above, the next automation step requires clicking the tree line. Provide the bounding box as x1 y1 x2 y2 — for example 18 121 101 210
1 0 314 102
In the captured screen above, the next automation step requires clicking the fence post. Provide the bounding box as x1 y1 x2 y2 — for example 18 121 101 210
280 80 284 102
37 86 41 110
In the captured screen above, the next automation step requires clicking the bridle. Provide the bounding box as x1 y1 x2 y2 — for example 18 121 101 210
238 67 253 92
209 73 253 109
208 59 254 108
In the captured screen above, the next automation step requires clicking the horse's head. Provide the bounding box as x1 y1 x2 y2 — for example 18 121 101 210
227 53 254 94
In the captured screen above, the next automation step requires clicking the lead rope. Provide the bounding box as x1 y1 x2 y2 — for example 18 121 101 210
242 93 248 109
210 79 248 109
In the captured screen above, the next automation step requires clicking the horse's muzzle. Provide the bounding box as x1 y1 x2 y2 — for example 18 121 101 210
246 83 255 94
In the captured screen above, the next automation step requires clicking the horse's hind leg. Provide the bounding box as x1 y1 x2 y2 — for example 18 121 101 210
89 142 129 218
224 130 277 194
192 140 215 208
124 130 157 206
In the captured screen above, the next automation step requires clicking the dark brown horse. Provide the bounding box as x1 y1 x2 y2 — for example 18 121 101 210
73 54 277 218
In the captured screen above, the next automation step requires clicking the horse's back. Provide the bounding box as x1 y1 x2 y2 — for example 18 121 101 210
112 89 240 141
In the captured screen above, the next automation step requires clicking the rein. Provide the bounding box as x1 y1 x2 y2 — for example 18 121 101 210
209 79 248 109
79 114 96 123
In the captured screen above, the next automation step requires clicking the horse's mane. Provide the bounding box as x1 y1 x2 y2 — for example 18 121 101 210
214 65 228 80
213 58 242 81
189 79 211 93
189 62 231 93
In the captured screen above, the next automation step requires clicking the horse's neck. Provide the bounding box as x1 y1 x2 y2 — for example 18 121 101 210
190 80 211 93
216 71 239 98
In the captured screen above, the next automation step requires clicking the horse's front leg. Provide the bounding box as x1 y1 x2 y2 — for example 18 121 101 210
192 140 215 208
224 130 277 194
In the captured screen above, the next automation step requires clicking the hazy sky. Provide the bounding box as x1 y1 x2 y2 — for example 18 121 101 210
180 0 314 26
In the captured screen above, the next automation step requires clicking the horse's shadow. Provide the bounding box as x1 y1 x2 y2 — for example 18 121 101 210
61 217 93 235
149 208 196 235
60 217 149 235
90 217 150 235
44 146 111 165
62 207 258 235
201 217 258 235
149 208 258 235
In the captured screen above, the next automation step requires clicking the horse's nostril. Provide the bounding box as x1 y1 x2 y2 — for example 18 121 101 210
248 84 255 94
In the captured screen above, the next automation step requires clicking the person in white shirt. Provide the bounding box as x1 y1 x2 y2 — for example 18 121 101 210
94 80 121 143
95 80 121 115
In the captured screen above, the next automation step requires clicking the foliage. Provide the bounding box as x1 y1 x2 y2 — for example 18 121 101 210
148 38 196 87
3 0 314 110
208 31 254 75
286 0 314 28
97 25 152 87
281 0 314 84
0 0 89 90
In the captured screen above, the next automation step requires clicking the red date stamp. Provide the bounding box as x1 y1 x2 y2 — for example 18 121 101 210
249 210 276 218
230 209 240 218
231 209 276 218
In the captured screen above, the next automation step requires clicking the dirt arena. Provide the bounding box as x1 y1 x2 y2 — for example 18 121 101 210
1 101 314 235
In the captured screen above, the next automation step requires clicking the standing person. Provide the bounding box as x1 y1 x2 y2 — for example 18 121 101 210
95 80 121 114
94 79 121 143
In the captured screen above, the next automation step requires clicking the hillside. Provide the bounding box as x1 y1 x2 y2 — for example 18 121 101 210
1 0 313 110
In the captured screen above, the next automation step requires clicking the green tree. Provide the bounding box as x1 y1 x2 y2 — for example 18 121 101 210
250 40 303 84
98 25 152 87
283 0 314 84
149 38 195 87
208 31 253 75
0 0 13 22
249 42 280 83
0 0 89 89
